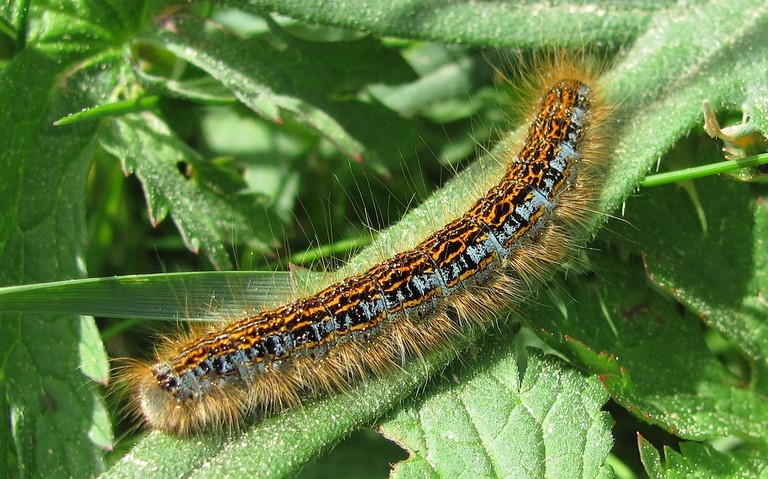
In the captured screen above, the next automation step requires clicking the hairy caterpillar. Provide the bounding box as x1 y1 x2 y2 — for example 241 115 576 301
126 58 611 435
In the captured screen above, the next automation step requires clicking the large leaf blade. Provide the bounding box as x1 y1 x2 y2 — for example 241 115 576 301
100 112 277 269
382 344 613 479
0 43 115 479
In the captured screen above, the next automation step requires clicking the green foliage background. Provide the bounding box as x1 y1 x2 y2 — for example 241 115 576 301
0 1 766 478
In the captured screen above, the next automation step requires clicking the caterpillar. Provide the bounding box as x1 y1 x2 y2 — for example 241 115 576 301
127 59 611 435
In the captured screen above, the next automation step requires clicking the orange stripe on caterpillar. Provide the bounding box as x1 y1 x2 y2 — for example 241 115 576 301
126 62 611 435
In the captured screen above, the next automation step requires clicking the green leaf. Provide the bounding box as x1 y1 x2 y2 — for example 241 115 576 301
381 343 613 479
233 0 659 48
585 141 766 439
0 24 124 479
99 112 278 269
622 151 768 388
529 245 768 439
140 14 416 168
370 44 496 120
594 0 768 213
639 435 768 479
134 70 237 105
28 0 143 59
